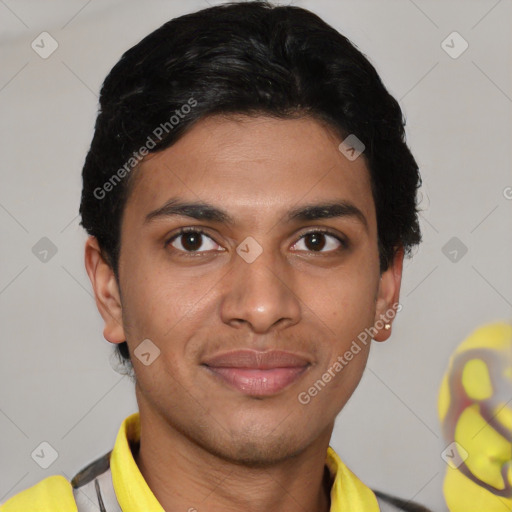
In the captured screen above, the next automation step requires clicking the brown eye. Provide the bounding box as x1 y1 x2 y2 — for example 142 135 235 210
180 232 203 251
292 230 347 253
167 229 221 253
304 232 326 251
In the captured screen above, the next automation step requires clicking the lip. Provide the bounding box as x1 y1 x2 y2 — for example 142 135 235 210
203 349 311 369
202 350 311 396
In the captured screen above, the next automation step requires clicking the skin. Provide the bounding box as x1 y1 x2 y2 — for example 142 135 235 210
85 114 403 512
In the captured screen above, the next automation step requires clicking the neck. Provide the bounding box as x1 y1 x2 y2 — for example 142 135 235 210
132 408 333 512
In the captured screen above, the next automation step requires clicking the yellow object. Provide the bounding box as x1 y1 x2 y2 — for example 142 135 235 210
438 322 512 511
462 359 492 401
1 412 379 511
0 476 76 512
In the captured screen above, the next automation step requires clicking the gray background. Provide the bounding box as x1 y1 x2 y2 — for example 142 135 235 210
1 1 511 510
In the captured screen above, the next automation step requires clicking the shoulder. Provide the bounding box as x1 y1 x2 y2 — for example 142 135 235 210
0 451 114 512
0 475 77 512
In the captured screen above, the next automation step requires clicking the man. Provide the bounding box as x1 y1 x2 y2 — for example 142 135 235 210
1 2 431 510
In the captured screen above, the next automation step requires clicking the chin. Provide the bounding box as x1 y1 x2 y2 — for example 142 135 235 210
199 427 308 468
218 442 305 468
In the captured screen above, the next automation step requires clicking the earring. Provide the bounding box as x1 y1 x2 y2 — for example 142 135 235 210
384 323 391 330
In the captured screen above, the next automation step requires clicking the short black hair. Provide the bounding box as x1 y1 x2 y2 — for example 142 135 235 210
79 0 422 368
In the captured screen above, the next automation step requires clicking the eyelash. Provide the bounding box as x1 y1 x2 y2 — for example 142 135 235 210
165 227 349 255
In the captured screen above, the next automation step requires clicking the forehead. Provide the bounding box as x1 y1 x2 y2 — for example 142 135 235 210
123 115 376 231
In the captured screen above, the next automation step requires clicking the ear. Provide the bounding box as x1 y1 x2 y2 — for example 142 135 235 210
373 245 404 342
84 236 126 344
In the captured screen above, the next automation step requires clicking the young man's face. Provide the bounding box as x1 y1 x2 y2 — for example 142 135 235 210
86 115 402 465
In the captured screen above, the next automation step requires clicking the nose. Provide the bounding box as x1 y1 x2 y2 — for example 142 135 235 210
219 245 301 334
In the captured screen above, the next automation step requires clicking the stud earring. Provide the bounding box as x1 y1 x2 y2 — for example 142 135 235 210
384 323 391 330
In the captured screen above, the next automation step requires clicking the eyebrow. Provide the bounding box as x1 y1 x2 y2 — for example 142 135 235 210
144 198 368 232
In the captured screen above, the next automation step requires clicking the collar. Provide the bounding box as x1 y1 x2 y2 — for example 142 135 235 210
110 412 379 512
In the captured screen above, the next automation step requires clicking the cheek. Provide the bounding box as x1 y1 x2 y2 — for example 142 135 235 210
299 344 370 419
121 252 210 337
299 265 377 331
297 263 377 391
330 347 370 404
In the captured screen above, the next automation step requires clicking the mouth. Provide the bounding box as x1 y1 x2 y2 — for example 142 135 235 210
202 349 311 396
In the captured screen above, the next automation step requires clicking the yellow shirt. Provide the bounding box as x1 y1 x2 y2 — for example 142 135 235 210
1 412 380 511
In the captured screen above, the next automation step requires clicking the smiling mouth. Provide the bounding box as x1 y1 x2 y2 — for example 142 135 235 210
202 349 311 396
204 366 310 396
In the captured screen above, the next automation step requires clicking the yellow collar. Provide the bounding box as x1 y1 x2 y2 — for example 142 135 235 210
110 412 379 512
